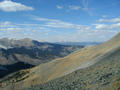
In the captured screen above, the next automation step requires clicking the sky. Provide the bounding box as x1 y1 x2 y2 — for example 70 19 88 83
0 0 120 42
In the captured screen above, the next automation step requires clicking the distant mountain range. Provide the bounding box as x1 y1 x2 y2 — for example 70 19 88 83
0 33 119 90
0 38 83 78
56 42 102 46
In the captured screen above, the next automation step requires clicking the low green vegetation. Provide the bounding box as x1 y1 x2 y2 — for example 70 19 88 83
0 70 29 88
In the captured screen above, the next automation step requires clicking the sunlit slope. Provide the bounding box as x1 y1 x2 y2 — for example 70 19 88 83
26 39 120 90
1 33 120 89
26 33 120 82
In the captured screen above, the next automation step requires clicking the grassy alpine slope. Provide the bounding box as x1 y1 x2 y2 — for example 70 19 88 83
24 40 120 90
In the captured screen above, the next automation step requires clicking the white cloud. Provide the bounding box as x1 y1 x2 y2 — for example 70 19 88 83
0 21 43 40
76 29 118 42
76 25 90 30
98 17 120 23
45 21 75 28
0 21 24 32
56 5 63 9
94 24 108 30
64 0 92 15
55 0 92 15
94 23 120 30
68 5 81 10
0 0 34 12
34 17 90 30
34 17 59 22
0 21 12 27
46 29 118 42
67 4 92 15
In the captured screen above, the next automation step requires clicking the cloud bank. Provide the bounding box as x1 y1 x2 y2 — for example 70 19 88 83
0 16 119 42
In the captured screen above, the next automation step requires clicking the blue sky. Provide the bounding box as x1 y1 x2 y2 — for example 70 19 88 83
0 0 120 42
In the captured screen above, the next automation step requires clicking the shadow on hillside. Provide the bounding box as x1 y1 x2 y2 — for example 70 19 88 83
0 62 34 78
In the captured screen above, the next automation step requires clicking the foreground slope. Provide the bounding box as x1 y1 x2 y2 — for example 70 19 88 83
25 41 120 90
0 33 120 90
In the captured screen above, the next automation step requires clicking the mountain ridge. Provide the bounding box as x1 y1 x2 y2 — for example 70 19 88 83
0 38 83 78
0 38 83 65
